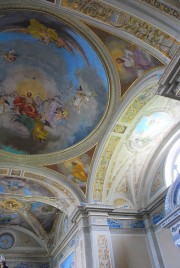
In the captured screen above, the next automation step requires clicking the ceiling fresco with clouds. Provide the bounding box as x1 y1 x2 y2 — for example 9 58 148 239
0 176 54 197
0 202 59 234
31 202 59 233
0 10 109 155
0 212 33 231
0 175 60 235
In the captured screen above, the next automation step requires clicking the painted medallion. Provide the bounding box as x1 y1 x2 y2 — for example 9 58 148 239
0 11 109 155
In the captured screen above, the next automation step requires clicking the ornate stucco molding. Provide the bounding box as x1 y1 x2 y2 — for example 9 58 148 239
88 69 164 202
92 83 159 202
61 0 179 59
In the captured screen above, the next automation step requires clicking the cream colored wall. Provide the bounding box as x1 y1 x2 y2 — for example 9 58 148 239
111 234 153 268
156 228 180 268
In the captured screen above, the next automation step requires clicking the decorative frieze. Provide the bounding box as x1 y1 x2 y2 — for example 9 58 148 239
151 210 165 225
107 218 145 230
62 0 178 58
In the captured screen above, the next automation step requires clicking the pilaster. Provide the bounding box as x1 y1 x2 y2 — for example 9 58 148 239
71 205 115 268
142 211 166 268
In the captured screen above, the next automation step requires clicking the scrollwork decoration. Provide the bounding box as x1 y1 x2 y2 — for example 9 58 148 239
62 0 179 58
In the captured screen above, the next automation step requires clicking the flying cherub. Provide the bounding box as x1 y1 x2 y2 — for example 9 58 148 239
72 85 97 113
25 19 89 63
26 19 58 45
5 49 17 61
0 49 17 62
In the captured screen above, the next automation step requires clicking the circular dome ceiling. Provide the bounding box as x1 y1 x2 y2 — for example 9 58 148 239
0 9 113 161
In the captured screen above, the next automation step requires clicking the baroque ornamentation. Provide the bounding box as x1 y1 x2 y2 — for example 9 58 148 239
121 84 157 124
0 198 25 211
150 170 162 197
107 218 145 229
62 0 178 58
93 84 157 202
0 1 117 166
96 234 112 268
113 125 127 134
93 136 120 201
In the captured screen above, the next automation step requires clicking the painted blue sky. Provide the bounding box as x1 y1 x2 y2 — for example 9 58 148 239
0 11 109 155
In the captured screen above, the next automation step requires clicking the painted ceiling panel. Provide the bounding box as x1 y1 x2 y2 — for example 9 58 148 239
93 83 158 203
129 111 171 149
88 25 163 96
0 198 60 234
46 146 96 195
0 212 33 232
14 230 42 248
0 10 109 155
31 202 59 233
0 176 54 197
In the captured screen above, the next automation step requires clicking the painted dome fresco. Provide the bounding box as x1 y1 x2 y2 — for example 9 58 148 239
0 10 109 156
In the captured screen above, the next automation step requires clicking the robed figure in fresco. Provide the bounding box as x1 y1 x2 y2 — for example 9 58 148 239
116 45 155 77
12 92 48 142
